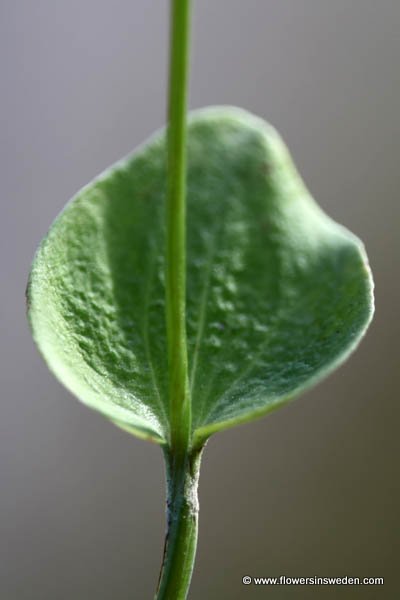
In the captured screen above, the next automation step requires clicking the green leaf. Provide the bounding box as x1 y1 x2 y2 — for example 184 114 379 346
27 106 374 446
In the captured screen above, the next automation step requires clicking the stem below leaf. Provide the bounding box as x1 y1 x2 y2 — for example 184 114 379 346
155 448 203 600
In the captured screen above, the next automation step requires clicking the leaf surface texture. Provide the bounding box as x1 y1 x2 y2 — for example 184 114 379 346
28 107 374 445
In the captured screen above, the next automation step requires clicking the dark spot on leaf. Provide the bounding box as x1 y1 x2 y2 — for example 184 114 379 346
261 162 272 175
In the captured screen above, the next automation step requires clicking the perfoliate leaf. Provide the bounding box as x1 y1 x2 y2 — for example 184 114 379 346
27 107 374 446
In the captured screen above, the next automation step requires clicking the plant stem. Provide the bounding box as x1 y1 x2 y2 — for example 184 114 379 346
155 448 202 600
157 1 198 598
166 0 192 455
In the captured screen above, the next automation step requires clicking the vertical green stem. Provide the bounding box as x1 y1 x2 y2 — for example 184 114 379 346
166 0 192 455
156 1 198 598
155 449 202 600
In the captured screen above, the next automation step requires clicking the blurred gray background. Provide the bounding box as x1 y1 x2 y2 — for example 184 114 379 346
1 1 399 598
